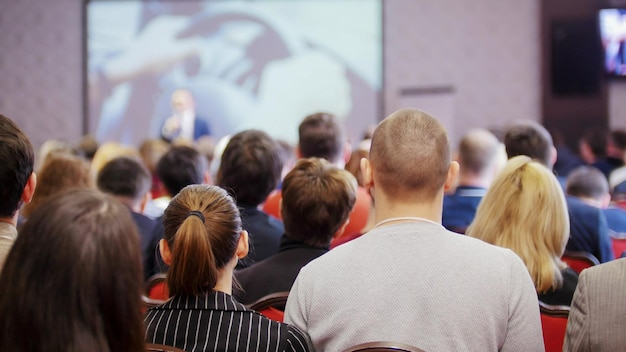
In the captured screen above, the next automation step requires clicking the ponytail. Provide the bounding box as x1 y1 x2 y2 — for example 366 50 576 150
167 214 217 296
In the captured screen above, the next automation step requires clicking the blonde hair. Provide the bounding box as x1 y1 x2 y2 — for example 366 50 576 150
466 155 569 293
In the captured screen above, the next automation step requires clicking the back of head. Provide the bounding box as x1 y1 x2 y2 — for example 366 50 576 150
22 153 92 218
157 145 207 196
466 156 569 294
163 185 242 296
90 142 139 179
139 138 170 175
281 158 357 247
504 120 554 167
97 157 151 206
566 166 609 201
217 130 282 207
581 129 608 158
0 114 34 219
0 189 144 352
298 112 344 164
369 108 450 200
458 129 501 176
609 129 626 156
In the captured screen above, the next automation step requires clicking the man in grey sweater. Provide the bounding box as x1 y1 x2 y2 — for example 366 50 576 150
284 108 544 351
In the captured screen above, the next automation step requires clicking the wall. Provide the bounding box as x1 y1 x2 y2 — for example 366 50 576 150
0 0 542 151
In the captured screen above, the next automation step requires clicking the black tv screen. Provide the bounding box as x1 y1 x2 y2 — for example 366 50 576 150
86 0 383 146
599 8 626 77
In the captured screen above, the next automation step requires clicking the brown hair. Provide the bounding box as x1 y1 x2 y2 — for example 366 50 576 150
0 114 34 218
504 120 554 167
369 108 450 200
22 153 92 218
163 184 242 296
298 112 344 163
0 189 145 352
458 129 501 176
281 158 357 247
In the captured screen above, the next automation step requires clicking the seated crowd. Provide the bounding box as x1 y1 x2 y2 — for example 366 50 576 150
1 108 626 351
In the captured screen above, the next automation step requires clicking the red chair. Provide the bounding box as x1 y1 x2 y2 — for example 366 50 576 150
145 343 186 352
611 237 626 259
246 291 290 322
539 301 570 352
561 250 599 274
146 273 169 302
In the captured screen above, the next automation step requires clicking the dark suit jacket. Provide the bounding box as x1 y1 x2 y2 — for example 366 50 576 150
237 206 283 268
234 236 328 305
442 186 486 233
160 115 211 142
145 291 310 352
130 211 160 281
566 196 614 263
538 267 578 306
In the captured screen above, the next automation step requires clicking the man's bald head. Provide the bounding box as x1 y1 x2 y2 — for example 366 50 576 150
458 129 501 177
369 108 451 200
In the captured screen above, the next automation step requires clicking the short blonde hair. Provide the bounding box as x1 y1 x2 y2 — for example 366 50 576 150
466 155 569 293
369 108 450 200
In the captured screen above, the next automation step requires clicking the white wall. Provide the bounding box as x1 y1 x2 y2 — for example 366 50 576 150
0 0 544 151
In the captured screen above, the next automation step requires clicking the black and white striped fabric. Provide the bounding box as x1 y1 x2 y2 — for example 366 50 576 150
145 291 310 352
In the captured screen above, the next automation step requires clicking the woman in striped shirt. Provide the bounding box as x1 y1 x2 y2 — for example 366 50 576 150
145 184 310 352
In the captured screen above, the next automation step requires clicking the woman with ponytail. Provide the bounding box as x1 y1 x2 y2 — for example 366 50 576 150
144 184 310 352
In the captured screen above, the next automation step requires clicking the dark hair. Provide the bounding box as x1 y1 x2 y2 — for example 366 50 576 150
0 189 145 352
217 130 282 206
504 120 553 167
97 157 151 204
298 112 344 163
610 130 626 151
0 114 34 218
282 158 357 247
581 129 608 158
163 185 242 296
566 166 609 200
22 153 92 218
156 145 207 196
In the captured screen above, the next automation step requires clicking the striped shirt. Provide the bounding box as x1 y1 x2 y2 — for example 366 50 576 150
145 291 310 352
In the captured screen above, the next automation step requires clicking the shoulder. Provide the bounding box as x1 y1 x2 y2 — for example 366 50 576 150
582 258 626 282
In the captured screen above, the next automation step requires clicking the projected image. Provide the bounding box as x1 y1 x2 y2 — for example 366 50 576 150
599 8 626 76
87 1 382 146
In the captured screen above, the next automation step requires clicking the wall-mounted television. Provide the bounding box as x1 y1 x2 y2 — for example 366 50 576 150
599 8 626 77
85 0 383 146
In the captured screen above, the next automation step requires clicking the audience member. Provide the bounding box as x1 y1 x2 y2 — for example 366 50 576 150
235 158 357 304
90 141 138 180
579 129 625 179
217 130 284 267
34 138 76 171
0 189 145 351
75 134 99 162
0 114 36 271
284 108 543 351
97 157 161 281
144 185 310 351
153 145 209 213
21 153 92 220
504 120 614 263
138 138 170 200
566 166 626 236
263 112 372 246
442 128 503 233
467 156 577 306
563 258 626 350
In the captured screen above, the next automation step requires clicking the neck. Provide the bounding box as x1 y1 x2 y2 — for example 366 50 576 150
576 196 603 209
372 190 443 225
0 213 18 227
457 173 491 189
213 259 236 295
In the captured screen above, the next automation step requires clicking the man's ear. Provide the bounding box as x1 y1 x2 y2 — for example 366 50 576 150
333 218 350 239
203 171 212 185
140 192 151 213
444 161 460 192
295 145 303 159
21 172 37 204
236 230 249 259
159 239 172 266
550 145 558 168
360 158 373 189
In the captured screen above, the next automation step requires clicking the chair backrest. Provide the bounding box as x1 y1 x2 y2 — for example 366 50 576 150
561 250 600 273
611 237 626 259
146 273 169 301
145 343 186 352
246 291 290 322
342 341 426 352
539 301 570 352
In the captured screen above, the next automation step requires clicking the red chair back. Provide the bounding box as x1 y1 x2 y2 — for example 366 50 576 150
246 291 290 322
561 250 599 274
146 273 169 301
611 237 626 259
539 302 570 352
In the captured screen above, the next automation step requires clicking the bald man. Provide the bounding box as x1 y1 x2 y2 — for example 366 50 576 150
284 108 543 351
161 89 211 142
442 129 504 233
